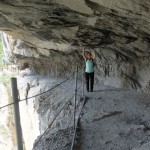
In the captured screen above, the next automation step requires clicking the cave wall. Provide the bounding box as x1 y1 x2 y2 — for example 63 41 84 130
0 0 150 90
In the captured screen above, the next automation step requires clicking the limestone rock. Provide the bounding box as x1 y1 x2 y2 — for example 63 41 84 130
0 0 150 90
132 142 150 150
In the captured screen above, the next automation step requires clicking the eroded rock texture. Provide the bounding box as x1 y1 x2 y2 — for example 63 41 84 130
0 0 150 90
17 76 81 150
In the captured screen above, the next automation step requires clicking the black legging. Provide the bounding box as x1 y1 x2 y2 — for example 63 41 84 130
85 72 94 91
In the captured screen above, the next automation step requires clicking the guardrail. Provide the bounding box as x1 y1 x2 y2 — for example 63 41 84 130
0 65 86 150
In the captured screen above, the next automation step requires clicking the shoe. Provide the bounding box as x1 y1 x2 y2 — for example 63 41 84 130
87 90 89 92
90 89 93 92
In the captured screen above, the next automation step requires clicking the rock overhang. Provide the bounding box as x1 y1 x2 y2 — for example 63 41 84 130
0 0 150 90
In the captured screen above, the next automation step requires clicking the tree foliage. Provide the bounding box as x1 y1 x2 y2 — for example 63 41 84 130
0 34 4 69
0 34 3 59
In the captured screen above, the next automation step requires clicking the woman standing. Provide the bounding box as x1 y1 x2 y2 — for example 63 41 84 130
82 49 96 92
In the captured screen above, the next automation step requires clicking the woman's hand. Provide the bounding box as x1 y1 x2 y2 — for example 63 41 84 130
93 49 96 60
82 48 86 60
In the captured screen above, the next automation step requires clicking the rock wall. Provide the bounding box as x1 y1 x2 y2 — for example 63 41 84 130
0 0 150 90
17 75 80 150
0 83 16 150
0 1 150 149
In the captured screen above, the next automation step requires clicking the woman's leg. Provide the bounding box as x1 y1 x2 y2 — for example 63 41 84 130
85 72 90 91
90 72 94 92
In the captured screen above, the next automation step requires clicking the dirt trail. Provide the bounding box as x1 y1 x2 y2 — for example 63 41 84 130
79 85 150 150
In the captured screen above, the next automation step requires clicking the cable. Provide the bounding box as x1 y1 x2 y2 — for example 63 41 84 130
20 72 75 102
0 102 16 110
0 65 84 150
32 68 84 150
39 78 81 113
67 95 81 131
70 96 86 150
0 72 75 110
77 82 82 91
32 94 74 150
39 72 75 103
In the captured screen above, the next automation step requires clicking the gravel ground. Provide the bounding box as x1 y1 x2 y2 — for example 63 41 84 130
34 128 73 150
79 85 150 150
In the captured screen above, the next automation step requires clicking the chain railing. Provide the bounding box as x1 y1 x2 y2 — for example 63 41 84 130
70 67 85 150
0 65 86 150
0 72 75 110
32 65 86 150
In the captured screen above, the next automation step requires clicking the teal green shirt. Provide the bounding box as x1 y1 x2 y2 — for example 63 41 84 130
85 59 94 73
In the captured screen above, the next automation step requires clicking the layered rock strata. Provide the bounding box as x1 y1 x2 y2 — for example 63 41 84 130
0 1 150 88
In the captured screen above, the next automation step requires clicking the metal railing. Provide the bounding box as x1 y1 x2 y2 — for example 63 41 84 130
71 67 85 150
0 65 85 150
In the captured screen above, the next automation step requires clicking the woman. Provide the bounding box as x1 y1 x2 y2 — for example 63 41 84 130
82 49 96 92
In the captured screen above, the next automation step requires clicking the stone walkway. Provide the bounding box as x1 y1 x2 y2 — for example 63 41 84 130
78 85 150 150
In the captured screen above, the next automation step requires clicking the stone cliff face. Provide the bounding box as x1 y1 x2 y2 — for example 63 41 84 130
0 83 16 150
0 1 150 149
17 76 79 150
0 0 150 90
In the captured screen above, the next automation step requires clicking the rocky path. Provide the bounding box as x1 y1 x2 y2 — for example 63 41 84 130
78 85 150 150
16 75 150 150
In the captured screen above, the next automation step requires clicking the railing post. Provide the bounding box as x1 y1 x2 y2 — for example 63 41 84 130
82 68 84 97
73 65 78 131
56 64 58 80
11 78 23 150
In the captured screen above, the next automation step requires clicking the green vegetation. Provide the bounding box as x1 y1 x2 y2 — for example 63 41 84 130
0 33 4 70
0 73 16 85
0 33 16 85
0 124 7 135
